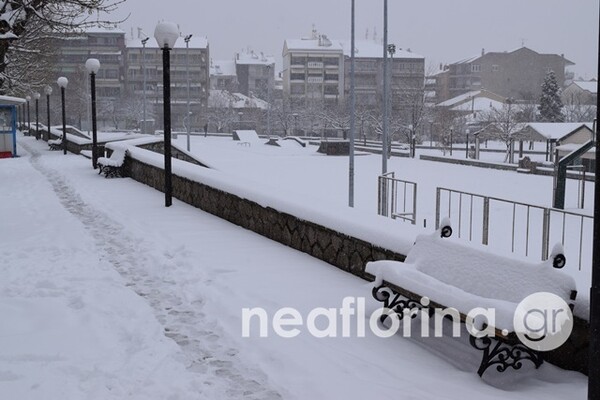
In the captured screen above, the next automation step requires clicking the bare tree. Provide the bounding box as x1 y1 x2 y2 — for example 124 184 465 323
478 101 524 162
563 92 596 123
0 0 125 92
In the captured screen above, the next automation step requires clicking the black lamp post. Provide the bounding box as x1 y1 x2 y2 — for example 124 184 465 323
86 58 101 169
25 95 31 135
450 127 453 156
44 85 52 141
33 92 40 140
154 21 179 208
465 128 470 159
57 77 68 155
588 6 600 399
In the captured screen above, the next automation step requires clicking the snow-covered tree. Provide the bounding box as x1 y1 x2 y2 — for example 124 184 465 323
538 70 564 122
0 0 124 93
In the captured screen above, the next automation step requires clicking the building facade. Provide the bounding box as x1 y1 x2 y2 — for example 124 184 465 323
210 59 238 92
235 50 275 100
55 27 126 128
435 47 574 103
341 41 425 113
282 32 345 108
125 35 210 131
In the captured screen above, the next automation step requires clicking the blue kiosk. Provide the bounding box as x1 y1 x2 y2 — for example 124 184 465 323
0 95 25 158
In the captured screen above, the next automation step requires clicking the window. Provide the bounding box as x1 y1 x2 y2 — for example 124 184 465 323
471 64 481 73
291 56 305 65
492 64 499 72
290 84 305 95
290 73 305 81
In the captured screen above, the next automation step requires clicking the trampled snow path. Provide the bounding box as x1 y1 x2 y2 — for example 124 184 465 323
19 141 282 399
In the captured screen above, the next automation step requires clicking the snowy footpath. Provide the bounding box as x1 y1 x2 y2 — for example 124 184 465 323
0 135 588 399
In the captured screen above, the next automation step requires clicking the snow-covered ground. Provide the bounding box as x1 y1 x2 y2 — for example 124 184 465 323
0 135 588 399
172 135 594 290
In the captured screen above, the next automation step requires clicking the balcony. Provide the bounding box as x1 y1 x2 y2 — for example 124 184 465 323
307 61 324 69
307 76 323 84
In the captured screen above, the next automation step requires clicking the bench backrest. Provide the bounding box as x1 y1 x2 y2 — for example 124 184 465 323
406 234 576 304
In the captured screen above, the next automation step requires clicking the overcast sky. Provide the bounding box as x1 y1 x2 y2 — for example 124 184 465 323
112 0 598 78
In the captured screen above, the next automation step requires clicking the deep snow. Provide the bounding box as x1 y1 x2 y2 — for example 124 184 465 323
0 135 589 399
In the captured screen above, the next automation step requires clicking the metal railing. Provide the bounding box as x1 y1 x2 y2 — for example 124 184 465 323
378 172 417 224
435 187 593 270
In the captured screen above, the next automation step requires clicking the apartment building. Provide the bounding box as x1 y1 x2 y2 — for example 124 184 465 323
235 50 275 100
210 59 238 91
55 27 126 128
125 35 210 131
282 31 345 107
341 40 425 112
435 47 574 102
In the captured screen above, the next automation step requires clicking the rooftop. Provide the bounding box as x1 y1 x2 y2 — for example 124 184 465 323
340 40 423 59
126 36 208 49
210 60 236 76
236 50 275 65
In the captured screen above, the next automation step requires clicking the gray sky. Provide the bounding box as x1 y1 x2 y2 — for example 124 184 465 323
112 0 598 78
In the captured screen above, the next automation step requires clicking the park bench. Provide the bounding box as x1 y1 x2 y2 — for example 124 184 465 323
48 138 62 151
366 221 577 377
97 148 126 178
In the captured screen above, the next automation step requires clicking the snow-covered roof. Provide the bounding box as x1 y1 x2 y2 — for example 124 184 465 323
524 122 593 140
555 143 595 154
236 50 275 66
126 36 208 49
454 55 480 65
84 26 126 35
452 97 505 112
0 95 26 105
284 38 343 52
209 90 268 109
437 90 483 107
571 81 598 94
340 40 423 59
210 60 236 76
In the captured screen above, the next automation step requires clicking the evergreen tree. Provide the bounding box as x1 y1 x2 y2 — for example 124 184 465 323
538 70 564 122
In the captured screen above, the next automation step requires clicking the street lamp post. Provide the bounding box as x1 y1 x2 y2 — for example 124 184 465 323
382 0 389 176
450 127 453 156
587 7 600 398
349 0 356 207
292 113 298 136
44 86 52 141
266 64 272 139
184 34 192 151
155 21 179 208
25 95 31 135
86 58 101 169
466 128 470 158
33 92 40 140
57 77 68 155
141 36 149 134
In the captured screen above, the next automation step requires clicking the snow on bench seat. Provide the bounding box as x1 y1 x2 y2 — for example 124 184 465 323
366 224 577 377
366 233 576 331
97 149 127 178
48 138 62 150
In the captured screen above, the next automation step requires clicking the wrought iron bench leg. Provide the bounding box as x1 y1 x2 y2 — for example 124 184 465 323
469 336 543 377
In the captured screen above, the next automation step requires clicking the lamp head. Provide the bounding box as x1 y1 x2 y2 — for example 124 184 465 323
154 21 179 49
25 95 31 101
85 58 101 74
33 92 40 100
44 85 53 95
57 77 69 89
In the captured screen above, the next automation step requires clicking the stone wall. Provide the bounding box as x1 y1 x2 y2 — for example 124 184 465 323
121 154 589 376
122 155 405 279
